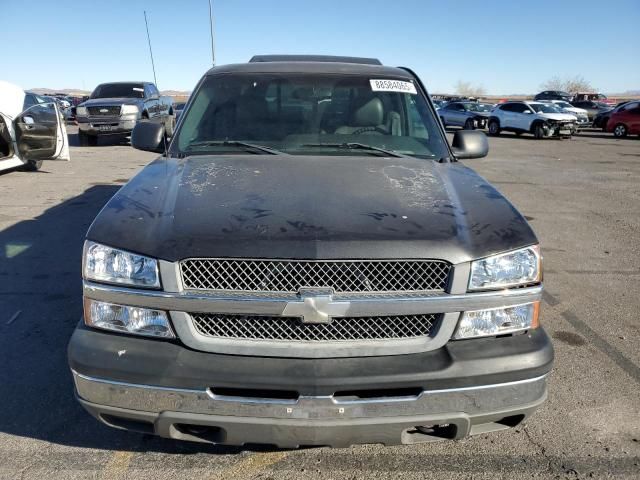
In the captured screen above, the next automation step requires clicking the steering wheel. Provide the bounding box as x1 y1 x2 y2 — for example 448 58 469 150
351 126 388 135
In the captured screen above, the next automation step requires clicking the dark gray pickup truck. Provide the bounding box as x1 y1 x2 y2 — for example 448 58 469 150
76 81 175 146
68 55 553 448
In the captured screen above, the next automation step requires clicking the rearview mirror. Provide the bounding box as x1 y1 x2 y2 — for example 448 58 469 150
451 130 488 160
131 122 165 153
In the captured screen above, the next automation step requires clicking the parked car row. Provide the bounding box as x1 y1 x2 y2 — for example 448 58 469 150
593 100 640 129
533 90 614 105
435 93 639 139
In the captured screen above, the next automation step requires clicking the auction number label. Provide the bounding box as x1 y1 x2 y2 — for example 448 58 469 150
370 79 417 94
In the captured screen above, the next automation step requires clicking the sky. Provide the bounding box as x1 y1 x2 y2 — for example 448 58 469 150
3 0 639 95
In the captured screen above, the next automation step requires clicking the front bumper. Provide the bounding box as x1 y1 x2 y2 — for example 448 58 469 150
69 325 553 447
73 371 547 447
576 118 592 129
545 122 576 136
77 117 137 136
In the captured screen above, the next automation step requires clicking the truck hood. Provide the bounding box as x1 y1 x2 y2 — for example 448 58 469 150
80 97 141 107
87 155 537 264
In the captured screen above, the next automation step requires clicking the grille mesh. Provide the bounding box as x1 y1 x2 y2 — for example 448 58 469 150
191 313 439 342
87 106 121 116
180 259 451 293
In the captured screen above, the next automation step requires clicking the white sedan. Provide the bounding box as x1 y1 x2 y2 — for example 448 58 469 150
0 80 69 173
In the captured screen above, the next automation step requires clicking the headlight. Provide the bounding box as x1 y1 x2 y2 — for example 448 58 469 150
453 302 540 339
83 241 160 288
121 105 139 115
84 298 174 338
76 106 87 116
469 245 541 291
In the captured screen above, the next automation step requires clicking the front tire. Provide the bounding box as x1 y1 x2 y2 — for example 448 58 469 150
22 159 43 171
533 123 545 139
464 118 475 130
488 120 500 136
166 115 176 137
78 131 98 146
613 123 628 138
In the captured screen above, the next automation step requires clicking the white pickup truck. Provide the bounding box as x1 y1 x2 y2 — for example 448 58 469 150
0 81 69 173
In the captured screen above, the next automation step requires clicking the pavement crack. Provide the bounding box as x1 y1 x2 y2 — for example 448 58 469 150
523 425 555 474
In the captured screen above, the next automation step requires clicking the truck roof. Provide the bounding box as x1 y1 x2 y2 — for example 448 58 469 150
95 81 150 85
249 55 382 65
205 60 413 79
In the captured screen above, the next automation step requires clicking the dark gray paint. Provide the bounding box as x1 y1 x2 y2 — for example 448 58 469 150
69 324 553 392
87 154 537 264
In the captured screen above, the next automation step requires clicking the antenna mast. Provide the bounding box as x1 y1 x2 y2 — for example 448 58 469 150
208 0 215 66
142 11 168 156
143 11 158 86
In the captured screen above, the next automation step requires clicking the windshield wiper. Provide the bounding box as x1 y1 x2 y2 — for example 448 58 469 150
186 140 283 155
301 142 407 158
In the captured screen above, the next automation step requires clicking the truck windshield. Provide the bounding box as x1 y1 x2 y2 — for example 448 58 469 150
91 83 145 99
175 73 449 159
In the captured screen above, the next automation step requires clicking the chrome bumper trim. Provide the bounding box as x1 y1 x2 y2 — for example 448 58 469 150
72 370 548 420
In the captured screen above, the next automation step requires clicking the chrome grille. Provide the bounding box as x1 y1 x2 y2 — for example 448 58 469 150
180 259 451 293
87 106 121 116
191 313 439 342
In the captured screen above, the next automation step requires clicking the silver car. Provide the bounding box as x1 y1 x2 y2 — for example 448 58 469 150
439 101 494 129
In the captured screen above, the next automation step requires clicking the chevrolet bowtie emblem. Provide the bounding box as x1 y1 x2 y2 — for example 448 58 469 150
282 290 350 324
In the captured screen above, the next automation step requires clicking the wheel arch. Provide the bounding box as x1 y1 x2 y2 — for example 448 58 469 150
529 119 546 132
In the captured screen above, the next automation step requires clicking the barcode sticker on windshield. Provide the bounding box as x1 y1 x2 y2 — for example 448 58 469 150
370 79 417 94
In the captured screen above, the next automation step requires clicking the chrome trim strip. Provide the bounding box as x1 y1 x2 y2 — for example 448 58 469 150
331 374 549 404
73 369 547 398
72 370 549 419
83 281 542 357
83 281 543 317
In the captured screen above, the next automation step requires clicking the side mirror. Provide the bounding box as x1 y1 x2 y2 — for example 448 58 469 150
451 130 488 160
131 122 165 153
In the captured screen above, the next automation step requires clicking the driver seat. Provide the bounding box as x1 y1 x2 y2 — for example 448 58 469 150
335 96 388 135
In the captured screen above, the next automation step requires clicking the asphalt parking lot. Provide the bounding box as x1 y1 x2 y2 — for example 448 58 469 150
0 126 638 479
